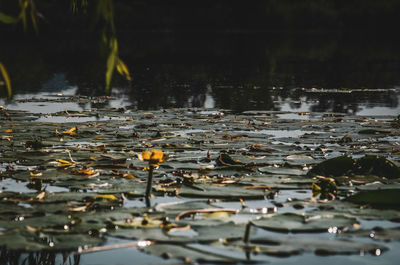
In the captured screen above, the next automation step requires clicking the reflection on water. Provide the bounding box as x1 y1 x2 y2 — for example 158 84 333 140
1 32 400 114
1 85 399 116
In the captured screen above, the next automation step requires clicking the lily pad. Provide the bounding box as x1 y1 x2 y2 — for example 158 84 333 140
284 154 317 165
244 236 387 256
141 243 250 263
308 155 400 179
258 167 306 176
343 227 400 242
346 189 400 206
355 155 400 179
251 213 358 233
307 155 355 177
178 184 265 200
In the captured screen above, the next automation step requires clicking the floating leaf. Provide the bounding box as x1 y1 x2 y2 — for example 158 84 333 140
216 153 244 167
284 154 316 165
112 216 162 229
307 155 354 177
141 243 249 263
309 155 400 179
238 236 387 256
355 155 400 179
343 227 400 242
259 167 306 176
347 189 400 206
358 129 391 135
178 184 265 200
252 213 358 233
175 208 238 221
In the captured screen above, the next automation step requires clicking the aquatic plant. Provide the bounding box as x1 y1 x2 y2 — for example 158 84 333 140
0 0 131 94
138 149 168 201
0 62 12 98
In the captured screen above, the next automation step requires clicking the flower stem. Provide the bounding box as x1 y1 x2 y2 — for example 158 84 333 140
145 166 154 199
244 221 252 243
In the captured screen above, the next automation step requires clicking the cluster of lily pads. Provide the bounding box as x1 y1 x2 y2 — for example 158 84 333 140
0 99 399 264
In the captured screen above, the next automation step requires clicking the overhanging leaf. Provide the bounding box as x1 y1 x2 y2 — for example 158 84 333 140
0 62 12 98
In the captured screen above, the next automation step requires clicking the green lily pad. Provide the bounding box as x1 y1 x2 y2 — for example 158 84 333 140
284 154 317 165
308 155 400 179
346 189 400 206
155 200 218 219
0 229 104 251
251 213 357 233
141 243 250 263
355 155 400 179
358 129 391 135
307 155 355 177
178 184 265 200
0 230 48 251
1 104 400 260
343 227 400 242
243 236 387 256
258 167 306 176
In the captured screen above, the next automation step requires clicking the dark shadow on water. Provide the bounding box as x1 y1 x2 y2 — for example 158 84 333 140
1 31 400 113
0 248 80 265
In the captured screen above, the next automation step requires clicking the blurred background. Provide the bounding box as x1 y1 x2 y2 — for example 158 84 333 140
1 0 399 112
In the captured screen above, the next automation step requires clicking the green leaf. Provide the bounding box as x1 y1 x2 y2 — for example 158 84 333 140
355 155 400 179
0 12 19 24
141 243 250 263
0 62 12 98
259 166 306 176
307 155 355 177
234 236 387 256
251 213 357 233
105 37 118 93
347 189 400 206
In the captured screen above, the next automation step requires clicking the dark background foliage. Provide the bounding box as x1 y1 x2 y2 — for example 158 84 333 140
1 0 399 111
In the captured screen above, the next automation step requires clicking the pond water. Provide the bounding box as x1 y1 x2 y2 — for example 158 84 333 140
1 32 400 265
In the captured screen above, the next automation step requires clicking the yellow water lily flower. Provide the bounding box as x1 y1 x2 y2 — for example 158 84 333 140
138 150 168 167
